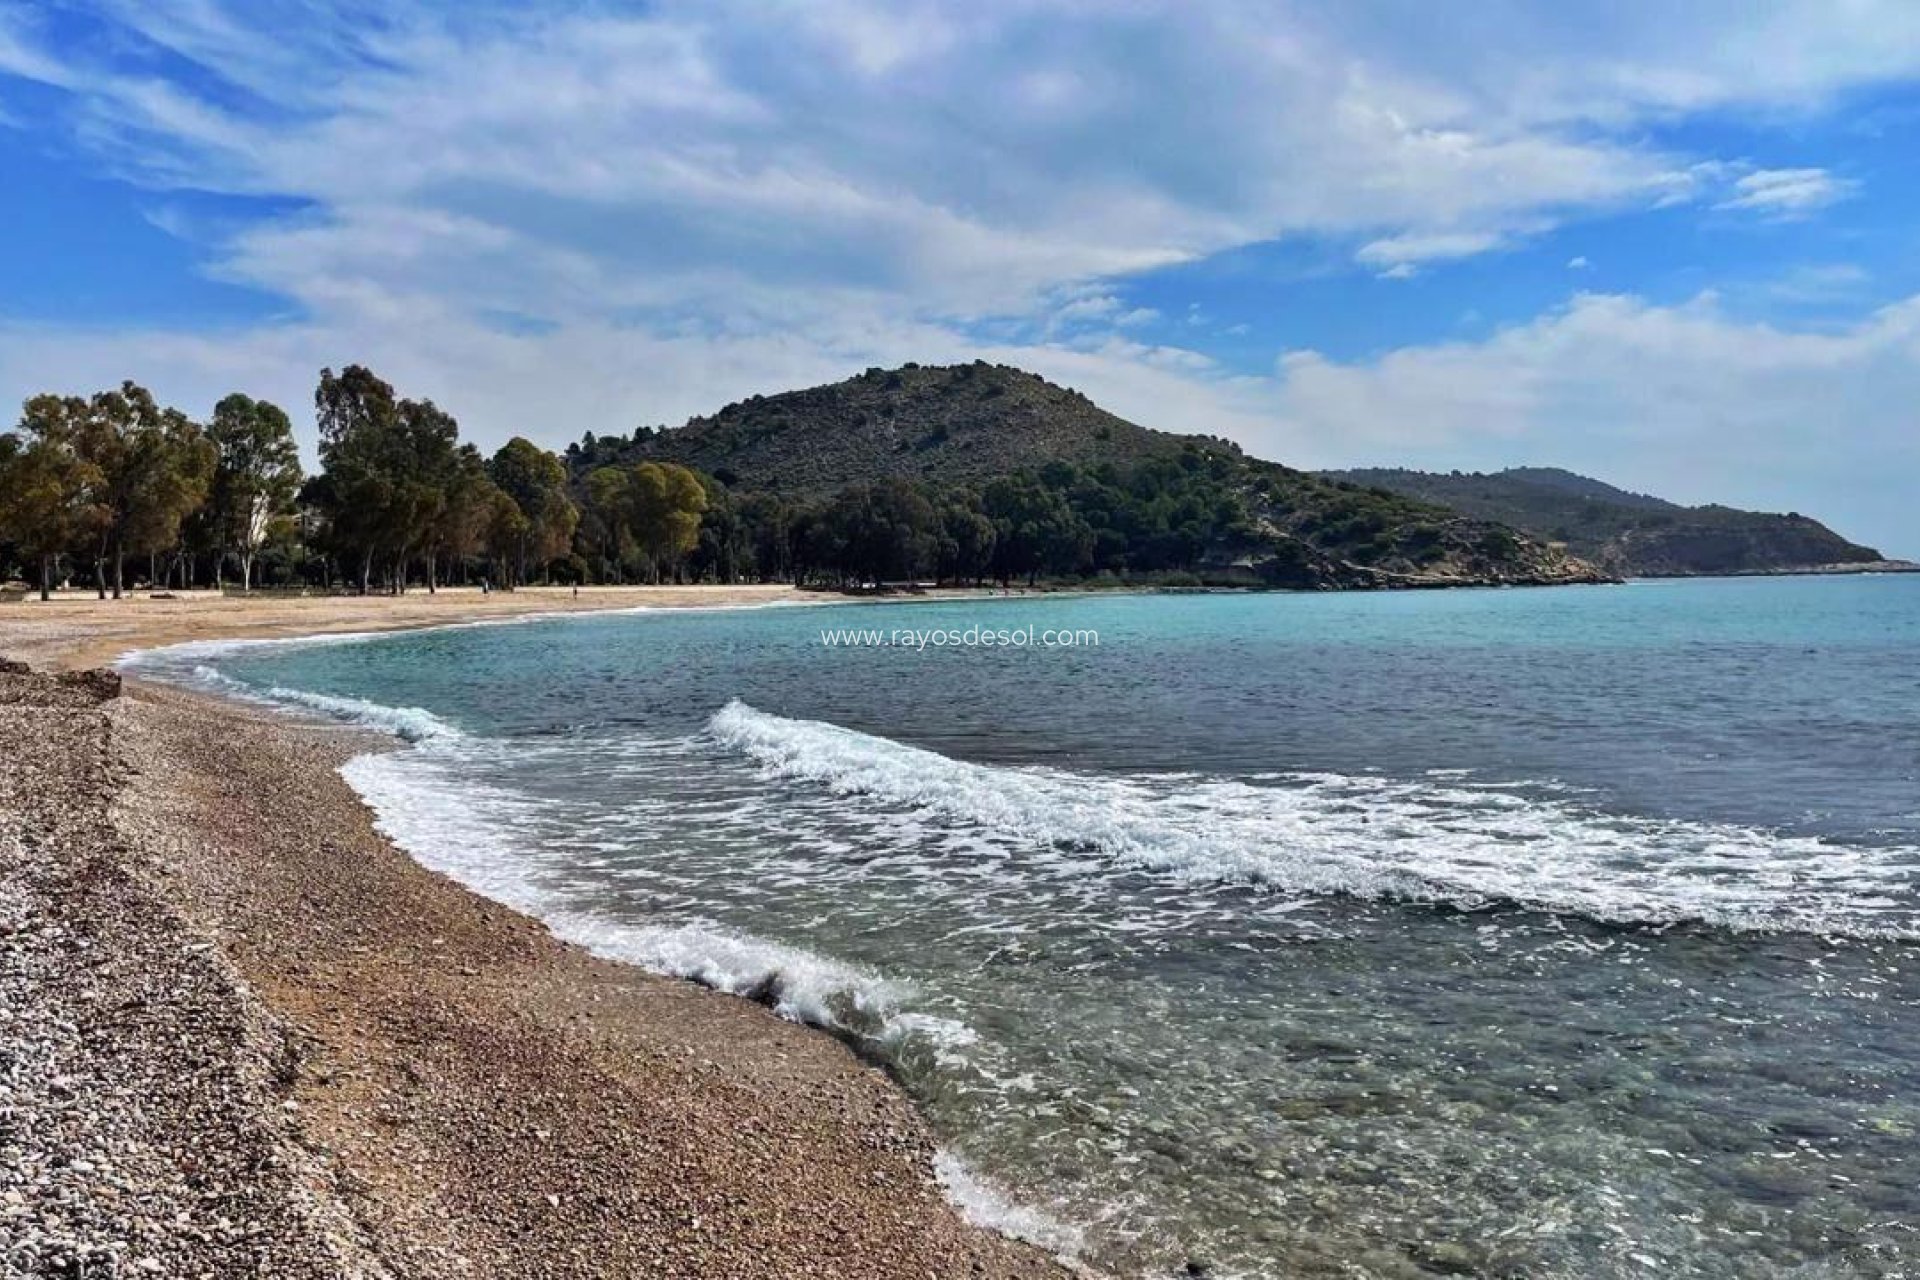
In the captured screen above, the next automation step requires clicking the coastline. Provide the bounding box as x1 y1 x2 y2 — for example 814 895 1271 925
0 584 814 672
0 590 1080 1278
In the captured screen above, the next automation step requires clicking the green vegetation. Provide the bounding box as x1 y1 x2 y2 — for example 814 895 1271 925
0 384 216 599
1325 466 1883 576
583 461 708 583
205 394 303 592
578 363 1604 589
1 362 1606 596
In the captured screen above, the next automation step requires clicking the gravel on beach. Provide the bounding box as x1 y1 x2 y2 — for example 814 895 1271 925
1 658 1076 1279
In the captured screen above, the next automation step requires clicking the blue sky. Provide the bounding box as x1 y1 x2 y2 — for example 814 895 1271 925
2 1 1918 554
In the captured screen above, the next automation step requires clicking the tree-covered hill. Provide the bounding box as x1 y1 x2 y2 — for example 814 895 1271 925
570 362 1610 589
1323 466 1890 577
599 361 1187 495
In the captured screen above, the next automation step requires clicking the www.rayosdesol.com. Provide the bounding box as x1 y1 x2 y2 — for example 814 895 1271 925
819 626 1100 650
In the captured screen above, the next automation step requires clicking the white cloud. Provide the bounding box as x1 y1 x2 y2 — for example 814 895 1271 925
0 0 1716 326
2 3 1889 333
1333 1 1920 121
1357 229 1517 277
1758 262 1870 305
1263 291 1920 553
1716 167 1858 215
1357 230 1510 268
1567 255 1590 269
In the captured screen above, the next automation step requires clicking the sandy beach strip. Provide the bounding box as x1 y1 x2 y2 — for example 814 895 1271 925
0 591 1076 1278
0 584 815 672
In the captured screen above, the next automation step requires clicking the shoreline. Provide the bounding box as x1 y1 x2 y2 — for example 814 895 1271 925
0 584 817 671
0 590 1081 1278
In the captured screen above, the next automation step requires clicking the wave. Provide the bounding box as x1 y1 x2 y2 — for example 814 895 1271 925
708 700 1919 939
553 916 976 1062
934 1151 1087 1259
180 664 460 742
338 745 978 1072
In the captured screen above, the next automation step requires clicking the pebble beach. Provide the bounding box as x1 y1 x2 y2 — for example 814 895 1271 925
0 590 1070 1278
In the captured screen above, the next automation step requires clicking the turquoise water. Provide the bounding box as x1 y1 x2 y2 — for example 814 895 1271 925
133 577 1920 1278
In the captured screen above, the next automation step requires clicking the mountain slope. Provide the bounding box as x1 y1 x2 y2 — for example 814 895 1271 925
614 361 1185 493
581 362 1610 589
1325 467 1887 576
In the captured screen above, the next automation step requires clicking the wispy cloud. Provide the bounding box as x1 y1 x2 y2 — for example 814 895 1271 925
1716 167 1859 215
0 0 1717 325
1357 230 1511 277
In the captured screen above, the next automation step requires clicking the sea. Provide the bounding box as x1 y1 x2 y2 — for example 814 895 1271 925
127 575 1920 1279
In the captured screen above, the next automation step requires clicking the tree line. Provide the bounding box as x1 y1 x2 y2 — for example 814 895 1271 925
0 365 1281 598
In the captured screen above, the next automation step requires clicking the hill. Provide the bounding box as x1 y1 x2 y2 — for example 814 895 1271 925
571 363 1610 589
1323 466 1891 577
608 361 1185 495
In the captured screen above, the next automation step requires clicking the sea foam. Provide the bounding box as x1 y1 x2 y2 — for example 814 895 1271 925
337 742 976 1066
181 664 460 742
708 700 1920 939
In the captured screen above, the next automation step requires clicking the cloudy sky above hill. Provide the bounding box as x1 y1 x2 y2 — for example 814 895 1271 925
3 0 1917 551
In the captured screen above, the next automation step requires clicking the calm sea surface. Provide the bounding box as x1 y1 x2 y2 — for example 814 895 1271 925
134 576 1920 1278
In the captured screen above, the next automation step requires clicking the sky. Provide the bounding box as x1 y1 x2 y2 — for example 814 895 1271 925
1 1 1917 555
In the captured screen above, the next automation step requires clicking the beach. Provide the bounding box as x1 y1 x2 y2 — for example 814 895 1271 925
0 590 1072 1279
0 585 811 672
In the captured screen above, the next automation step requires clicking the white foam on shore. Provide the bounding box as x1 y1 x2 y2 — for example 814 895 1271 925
118 628 406 672
934 1151 1088 1260
338 743 978 1064
174 664 461 742
709 700 1920 939
131 643 985 1063
549 915 986 1058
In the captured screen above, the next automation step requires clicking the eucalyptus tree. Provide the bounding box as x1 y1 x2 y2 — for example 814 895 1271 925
486 437 578 587
583 464 636 580
206 393 303 590
581 460 706 582
422 444 500 590
0 402 104 599
42 383 213 597
314 366 462 592
389 396 461 591
628 461 708 581
315 365 406 593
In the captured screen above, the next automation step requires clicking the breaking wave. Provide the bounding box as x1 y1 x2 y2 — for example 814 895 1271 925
708 700 1920 939
338 742 978 1071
